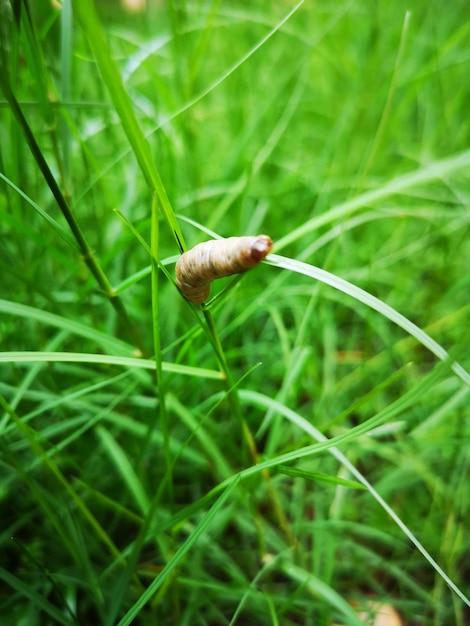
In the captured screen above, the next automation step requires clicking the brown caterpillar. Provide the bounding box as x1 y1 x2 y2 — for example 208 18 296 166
176 235 273 304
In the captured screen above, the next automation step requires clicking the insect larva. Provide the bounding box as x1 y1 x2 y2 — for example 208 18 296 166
176 235 273 304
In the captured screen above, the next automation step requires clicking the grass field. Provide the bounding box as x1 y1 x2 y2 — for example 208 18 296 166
1 0 469 624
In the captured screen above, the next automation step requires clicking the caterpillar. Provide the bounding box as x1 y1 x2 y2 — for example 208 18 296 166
176 235 273 304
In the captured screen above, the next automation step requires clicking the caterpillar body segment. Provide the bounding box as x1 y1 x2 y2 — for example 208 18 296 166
176 235 273 304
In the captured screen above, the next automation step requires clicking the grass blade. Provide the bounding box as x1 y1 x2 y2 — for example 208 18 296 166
72 0 186 252
266 254 470 387
116 477 239 626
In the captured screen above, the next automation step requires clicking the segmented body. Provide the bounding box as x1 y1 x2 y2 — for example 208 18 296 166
175 235 273 303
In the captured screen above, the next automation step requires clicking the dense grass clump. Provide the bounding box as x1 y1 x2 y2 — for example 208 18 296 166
1 1 469 624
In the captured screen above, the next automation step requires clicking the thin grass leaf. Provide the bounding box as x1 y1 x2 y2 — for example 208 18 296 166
72 0 186 252
0 71 145 353
148 191 172 490
149 0 306 133
167 393 233 480
59 0 73 186
14 0 58 129
0 394 122 564
0 172 76 248
265 254 470 387
96 425 150 514
238 388 470 609
0 329 68 432
277 465 366 490
0 351 224 380
116 477 240 626
275 149 470 251
0 299 134 355
0 566 75 626
270 557 365 626
199 360 450 498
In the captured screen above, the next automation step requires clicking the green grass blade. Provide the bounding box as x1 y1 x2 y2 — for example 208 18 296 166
0 82 145 353
277 465 366 490
116 477 239 626
272 558 365 626
0 298 134 355
71 0 186 251
275 149 470 251
60 0 73 187
239 388 470 608
0 566 75 626
152 0 306 131
96 425 150 514
0 172 76 248
266 254 470 387
0 351 224 380
0 393 122 565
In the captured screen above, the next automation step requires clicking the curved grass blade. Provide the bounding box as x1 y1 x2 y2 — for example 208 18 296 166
275 149 470 251
265 254 470 387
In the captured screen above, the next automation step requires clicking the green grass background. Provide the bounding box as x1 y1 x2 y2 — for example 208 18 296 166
1 0 469 624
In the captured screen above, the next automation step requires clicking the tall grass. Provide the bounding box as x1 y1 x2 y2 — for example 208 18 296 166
1 1 469 624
